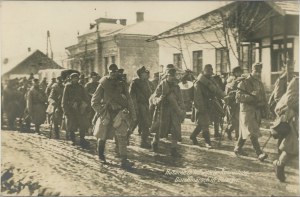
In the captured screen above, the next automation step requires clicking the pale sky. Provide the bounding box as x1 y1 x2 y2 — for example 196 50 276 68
1 1 227 65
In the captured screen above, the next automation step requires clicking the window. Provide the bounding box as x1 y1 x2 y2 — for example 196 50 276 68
111 56 116 64
173 53 182 69
240 43 256 73
271 39 293 72
216 48 228 74
193 50 203 74
104 57 109 75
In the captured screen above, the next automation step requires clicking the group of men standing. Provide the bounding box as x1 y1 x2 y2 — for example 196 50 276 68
2 61 298 178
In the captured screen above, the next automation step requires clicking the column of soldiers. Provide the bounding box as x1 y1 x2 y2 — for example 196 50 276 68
1 62 298 179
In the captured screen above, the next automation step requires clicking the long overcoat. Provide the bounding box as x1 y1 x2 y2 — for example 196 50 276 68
27 86 47 125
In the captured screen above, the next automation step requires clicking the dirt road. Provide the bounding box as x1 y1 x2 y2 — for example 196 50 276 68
1 120 299 196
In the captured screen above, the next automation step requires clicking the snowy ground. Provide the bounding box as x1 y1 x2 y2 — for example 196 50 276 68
1 119 299 196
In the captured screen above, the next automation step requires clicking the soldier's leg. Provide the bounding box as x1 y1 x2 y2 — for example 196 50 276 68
139 105 151 148
54 123 60 139
190 124 202 145
250 135 268 161
79 117 89 147
273 151 291 182
234 133 247 155
35 124 40 134
65 115 76 144
202 126 212 148
213 117 220 138
98 138 107 162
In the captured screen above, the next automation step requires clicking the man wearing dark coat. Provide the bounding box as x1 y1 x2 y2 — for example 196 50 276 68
26 79 47 134
48 76 64 139
151 67 186 157
62 73 90 147
234 63 268 162
129 66 152 148
91 64 136 169
190 64 225 149
45 78 56 98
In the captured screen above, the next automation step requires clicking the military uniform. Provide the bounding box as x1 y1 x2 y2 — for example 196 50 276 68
273 76 298 182
48 80 64 138
129 66 152 148
190 69 225 148
91 64 136 169
26 83 47 133
234 63 268 161
62 74 89 145
151 68 186 156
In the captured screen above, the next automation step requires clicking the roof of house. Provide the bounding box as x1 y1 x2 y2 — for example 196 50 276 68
2 50 62 75
107 21 178 36
149 1 299 41
79 23 125 37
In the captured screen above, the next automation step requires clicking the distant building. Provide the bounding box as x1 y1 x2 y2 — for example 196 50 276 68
149 1 299 89
65 12 177 80
2 49 63 81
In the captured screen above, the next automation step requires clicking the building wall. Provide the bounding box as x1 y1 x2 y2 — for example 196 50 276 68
118 35 159 80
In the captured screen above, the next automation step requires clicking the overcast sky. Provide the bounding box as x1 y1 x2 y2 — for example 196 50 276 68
1 1 227 65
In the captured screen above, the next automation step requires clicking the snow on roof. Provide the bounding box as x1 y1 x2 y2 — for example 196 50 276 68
107 21 179 36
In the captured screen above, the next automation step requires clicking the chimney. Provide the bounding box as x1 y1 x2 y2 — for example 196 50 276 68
136 12 144 23
28 47 31 52
119 19 127 26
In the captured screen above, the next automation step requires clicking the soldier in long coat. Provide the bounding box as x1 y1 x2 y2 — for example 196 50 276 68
151 67 186 157
129 66 152 148
190 64 225 149
273 75 298 182
62 73 90 146
234 63 268 161
85 72 100 132
91 64 136 169
26 79 47 134
48 76 64 139
3 80 22 130
224 66 243 140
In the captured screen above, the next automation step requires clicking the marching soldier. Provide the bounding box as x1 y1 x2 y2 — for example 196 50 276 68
190 64 225 149
224 66 243 140
91 64 136 169
151 67 186 157
45 78 56 98
150 72 160 91
48 76 64 139
26 78 47 134
85 72 100 131
129 66 152 148
39 77 48 93
234 63 268 161
273 75 298 182
62 73 90 147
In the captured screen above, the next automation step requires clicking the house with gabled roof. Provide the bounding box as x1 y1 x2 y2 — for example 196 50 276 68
149 1 299 89
65 12 177 80
2 49 63 81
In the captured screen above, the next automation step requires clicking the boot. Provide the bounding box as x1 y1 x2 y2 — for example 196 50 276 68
234 147 248 156
190 136 199 145
98 140 107 163
121 157 134 170
170 148 182 157
35 125 41 135
151 141 158 153
54 125 60 139
258 153 268 162
225 128 232 140
273 160 286 182
140 140 151 149
80 138 89 148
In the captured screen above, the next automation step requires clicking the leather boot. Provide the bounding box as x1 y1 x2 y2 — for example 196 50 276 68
190 136 199 145
273 160 286 182
170 148 182 157
151 141 158 153
98 140 106 163
121 156 134 170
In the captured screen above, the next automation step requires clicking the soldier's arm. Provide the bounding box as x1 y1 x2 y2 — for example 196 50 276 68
152 82 163 106
193 82 205 112
209 80 225 99
48 85 57 104
129 81 138 111
91 83 104 114
286 78 299 110
235 81 256 103
27 90 33 114
274 78 286 102
61 85 70 115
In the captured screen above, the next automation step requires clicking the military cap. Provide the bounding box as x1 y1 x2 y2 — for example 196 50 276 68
51 77 56 82
108 64 118 72
232 66 242 73
70 73 79 79
33 78 39 83
252 62 263 71
137 66 147 77
203 64 213 70
90 72 98 78
57 76 62 81
166 64 175 69
166 68 176 76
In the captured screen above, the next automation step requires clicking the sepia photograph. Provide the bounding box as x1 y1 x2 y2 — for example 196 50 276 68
1 0 299 196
